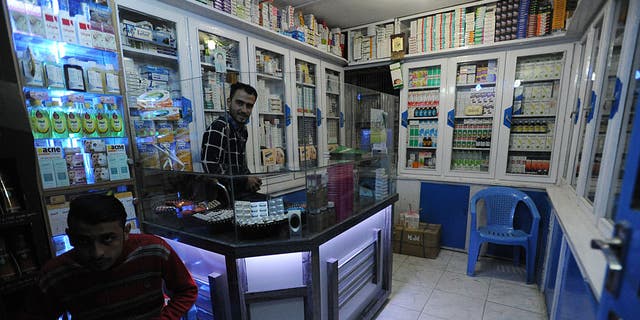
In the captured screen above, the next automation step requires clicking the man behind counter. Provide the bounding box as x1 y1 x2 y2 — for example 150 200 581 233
201 82 262 197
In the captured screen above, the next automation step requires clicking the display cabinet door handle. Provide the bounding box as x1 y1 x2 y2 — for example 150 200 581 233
573 98 581 125
447 109 455 128
503 106 512 128
285 104 292 127
317 108 322 127
609 77 622 119
587 90 597 123
340 111 344 128
591 222 631 297
401 110 408 128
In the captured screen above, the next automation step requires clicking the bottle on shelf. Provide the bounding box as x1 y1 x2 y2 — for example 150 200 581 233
29 99 51 139
95 103 110 137
66 101 83 139
108 103 124 138
50 101 68 139
81 102 97 138
10 233 38 274
0 237 18 281
0 170 22 214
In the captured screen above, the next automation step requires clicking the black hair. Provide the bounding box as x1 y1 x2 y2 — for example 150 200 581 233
229 82 258 100
67 194 127 229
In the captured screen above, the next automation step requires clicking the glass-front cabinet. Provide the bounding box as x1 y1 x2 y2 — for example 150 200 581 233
321 62 345 161
496 44 573 183
604 8 637 220
571 16 604 190
116 0 196 171
290 53 322 170
399 59 447 176
186 19 249 173
585 0 628 203
248 38 292 178
443 53 505 178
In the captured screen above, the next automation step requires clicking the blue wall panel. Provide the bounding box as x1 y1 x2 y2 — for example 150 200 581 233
419 182 470 249
544 217 563 318
556 248 598 320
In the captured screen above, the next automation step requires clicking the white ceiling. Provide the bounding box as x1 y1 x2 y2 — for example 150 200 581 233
273 0 476 29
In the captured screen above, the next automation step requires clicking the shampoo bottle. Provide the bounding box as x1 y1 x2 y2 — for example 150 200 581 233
108 103 124 138
81 102 97 138
95 103 110 137
65 101 83 139
29 99 51 139
50 101 68 139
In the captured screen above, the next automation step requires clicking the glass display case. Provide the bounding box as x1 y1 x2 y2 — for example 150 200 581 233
135 84 396 243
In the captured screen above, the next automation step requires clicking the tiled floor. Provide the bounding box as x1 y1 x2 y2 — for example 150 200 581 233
376 250 547 320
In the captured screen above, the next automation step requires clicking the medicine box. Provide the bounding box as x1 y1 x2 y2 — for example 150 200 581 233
393 223 441 259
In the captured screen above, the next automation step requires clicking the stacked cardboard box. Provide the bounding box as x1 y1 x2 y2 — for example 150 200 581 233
393 223 441 259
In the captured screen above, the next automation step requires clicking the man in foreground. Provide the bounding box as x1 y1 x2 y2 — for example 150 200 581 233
32 194 197 319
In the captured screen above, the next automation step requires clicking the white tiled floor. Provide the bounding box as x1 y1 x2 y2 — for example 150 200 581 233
376 250 547 320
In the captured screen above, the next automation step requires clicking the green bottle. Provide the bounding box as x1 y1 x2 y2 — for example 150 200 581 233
108 103 125 138
66 101 83 139
95 103 110 137
81 102 98 138
50 101 68 139
29 99 51 139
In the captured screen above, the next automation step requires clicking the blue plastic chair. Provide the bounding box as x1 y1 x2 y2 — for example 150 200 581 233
466 187 540 284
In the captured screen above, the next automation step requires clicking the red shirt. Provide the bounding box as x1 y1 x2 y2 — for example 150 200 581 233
36 234 197 320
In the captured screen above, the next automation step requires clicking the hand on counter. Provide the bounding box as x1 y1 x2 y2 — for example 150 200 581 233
247 176 262 192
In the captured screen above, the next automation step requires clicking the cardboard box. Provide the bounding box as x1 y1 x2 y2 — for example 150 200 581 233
392 223 441 259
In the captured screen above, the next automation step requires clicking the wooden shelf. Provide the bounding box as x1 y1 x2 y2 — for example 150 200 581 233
122 47 178 61
510 132 551 135
257 72 284 81
518 77 561 83
454 115 493 119
296 82 316 87
513 114 556 118
204 109 225 113
326 91 340 95
260 111 285 116
0 273 39 294
509 149 552 152
42 179 135 196
408 85 440 90
407 146 437 150
453 147 490 151
408 116 439 120
201 62 240 72
0 211 38 228
159 0 347 66
456 82 496 87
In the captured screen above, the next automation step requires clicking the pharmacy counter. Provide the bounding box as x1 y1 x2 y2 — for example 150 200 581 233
137 166 397 320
